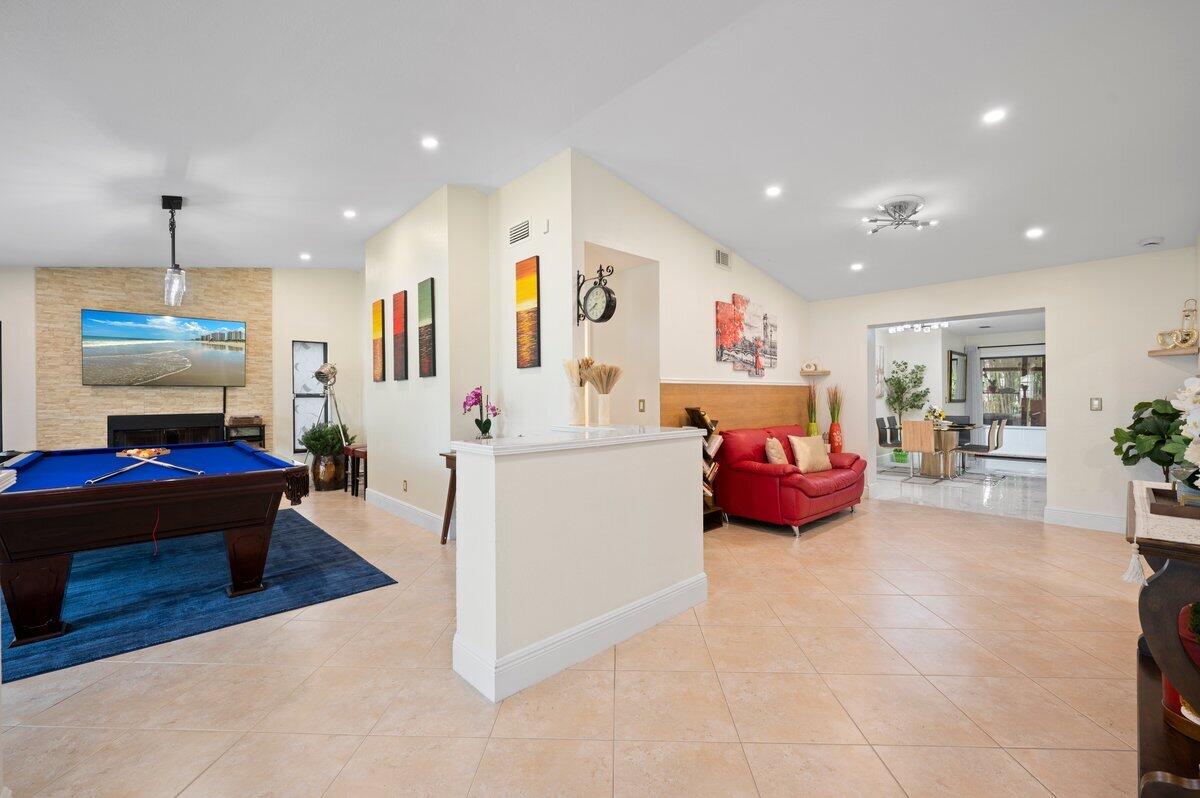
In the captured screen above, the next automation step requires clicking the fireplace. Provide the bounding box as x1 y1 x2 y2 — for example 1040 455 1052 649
107 413 225 448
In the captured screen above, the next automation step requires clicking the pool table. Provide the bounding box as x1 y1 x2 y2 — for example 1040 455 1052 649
0 441 309 646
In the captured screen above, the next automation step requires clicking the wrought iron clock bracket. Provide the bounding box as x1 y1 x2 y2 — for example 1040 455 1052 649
576 265 614 325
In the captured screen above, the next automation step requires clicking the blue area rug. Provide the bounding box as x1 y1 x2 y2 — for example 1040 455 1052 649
2 509 395 682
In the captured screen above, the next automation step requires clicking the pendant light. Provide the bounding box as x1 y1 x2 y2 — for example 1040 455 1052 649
162 195 187 306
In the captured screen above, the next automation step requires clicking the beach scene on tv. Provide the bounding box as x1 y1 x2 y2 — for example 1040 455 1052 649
81 309 247 387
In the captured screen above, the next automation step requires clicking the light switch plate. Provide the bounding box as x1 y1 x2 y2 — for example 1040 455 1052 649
638 399 646 413
1089 397 1103 411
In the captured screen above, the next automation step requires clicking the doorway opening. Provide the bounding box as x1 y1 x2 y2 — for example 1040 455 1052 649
867 309 1046 520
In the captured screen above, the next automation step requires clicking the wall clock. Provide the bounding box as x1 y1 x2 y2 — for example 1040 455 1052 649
576 266 617 325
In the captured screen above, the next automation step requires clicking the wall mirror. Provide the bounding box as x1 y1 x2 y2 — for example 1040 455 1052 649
946 350 967 403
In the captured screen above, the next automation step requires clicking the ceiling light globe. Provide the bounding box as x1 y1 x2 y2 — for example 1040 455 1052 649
1024 227 1044 239
982 108 1007 125
299 252 312 261
929 219 939 226
342 209 357 219
850 263 864 271
764 185 782 198
421 136 439 150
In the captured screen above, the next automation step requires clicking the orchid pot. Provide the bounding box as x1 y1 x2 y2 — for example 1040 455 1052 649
463 386 501 440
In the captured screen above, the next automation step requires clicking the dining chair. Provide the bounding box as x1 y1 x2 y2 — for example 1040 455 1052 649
954 421 1006 484
901 420 939 483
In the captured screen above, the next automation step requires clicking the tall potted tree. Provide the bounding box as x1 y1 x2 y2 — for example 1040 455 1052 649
883 360 930 462
299 422 356 491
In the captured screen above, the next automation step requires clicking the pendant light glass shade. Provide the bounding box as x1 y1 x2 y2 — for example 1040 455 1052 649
164 264 187 306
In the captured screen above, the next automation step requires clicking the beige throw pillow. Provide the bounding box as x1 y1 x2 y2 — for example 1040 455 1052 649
788 435 832 473
764 437 788 465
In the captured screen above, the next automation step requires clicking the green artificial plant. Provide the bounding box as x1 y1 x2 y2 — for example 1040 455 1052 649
298 422 356 457
1111 399 1184 481
883 360 931 421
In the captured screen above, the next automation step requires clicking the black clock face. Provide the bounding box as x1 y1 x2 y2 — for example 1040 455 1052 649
584 284 616 322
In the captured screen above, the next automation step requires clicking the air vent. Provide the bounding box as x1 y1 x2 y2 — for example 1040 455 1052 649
714 248 731 270
1139 236 1165 248
509 220 530 245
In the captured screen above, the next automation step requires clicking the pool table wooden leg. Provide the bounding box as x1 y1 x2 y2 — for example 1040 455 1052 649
1 554 72 647
223 523 272 596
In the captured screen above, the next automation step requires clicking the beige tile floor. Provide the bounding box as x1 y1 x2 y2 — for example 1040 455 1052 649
1 490 1141 796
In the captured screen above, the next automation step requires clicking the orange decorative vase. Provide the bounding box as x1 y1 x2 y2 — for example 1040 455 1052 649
828 422 844 453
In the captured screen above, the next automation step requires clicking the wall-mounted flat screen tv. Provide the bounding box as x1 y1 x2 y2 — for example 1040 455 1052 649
81 309 247 387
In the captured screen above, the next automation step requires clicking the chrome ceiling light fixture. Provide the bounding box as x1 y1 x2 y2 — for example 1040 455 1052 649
862 195 939 235
162 195 187 307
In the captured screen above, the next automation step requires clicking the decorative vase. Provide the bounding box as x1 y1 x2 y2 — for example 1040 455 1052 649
597 393 612 426
474 417 492 440
570 385 587 426
891 449 908 464
310 454 345 491
829 421 844 453
1162 605 1200 740
806 422 819 437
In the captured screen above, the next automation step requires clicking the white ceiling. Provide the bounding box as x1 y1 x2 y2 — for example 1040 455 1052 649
2 0 1198 300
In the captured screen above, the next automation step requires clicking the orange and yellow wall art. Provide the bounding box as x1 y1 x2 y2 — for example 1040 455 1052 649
515 256 540 369
371 298 385 381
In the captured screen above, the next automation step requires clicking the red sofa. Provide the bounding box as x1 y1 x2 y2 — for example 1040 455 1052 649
714 425 865 535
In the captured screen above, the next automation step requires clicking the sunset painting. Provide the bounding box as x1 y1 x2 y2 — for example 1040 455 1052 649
418 277 436 377
392 290 408 381
371 298 385 381
515 256 540 368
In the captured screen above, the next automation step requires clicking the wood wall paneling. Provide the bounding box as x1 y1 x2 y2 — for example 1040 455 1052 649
36 268 274 450
659 382 811 430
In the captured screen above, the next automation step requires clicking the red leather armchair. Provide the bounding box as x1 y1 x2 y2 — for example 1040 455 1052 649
714 425 865 535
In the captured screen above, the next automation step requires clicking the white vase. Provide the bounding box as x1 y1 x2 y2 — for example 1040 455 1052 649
570 385 587 426
597 393 612 426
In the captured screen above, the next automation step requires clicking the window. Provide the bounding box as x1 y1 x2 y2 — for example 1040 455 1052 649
981 354 1045 427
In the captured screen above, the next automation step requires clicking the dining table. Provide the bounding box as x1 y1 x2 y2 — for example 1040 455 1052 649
920 423 979 479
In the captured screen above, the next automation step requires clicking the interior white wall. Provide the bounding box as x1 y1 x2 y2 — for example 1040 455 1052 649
569 151 810 389
587 258 661 425
0 267 36 450
876 328 945 420
487 150 574 436
270 268 364 459
811 246 1197 532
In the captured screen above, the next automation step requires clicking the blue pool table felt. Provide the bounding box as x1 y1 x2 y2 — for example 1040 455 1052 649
4 441 296 493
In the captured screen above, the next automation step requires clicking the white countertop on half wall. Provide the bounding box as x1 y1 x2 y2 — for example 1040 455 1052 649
450 424 705 456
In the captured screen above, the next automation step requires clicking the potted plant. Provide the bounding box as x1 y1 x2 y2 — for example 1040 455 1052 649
827 385 844 453
805 389 819 437
463 386 501 439
298 422 355 491
884 360 929 461
1111 398 1185 482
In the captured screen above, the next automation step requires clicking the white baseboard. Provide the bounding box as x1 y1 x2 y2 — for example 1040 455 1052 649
365 487 454 538
1043 505 1124 534
453 572 708 702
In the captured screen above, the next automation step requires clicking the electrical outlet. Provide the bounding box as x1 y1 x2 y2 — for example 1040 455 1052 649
1089 397 1103 411
638 399 646 413
402 480 408 492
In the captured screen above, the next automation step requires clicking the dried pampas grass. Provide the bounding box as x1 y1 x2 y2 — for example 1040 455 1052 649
563 359 580 387
582 362 623 395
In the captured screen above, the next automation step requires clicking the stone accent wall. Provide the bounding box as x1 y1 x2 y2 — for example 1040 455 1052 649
35 267 274 449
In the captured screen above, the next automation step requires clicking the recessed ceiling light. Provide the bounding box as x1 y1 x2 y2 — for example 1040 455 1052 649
299 252 312 261
342 209 357 219
764 185 782 198
850 263 864 271
421 136 439 150
982 107 1007 125
1024 227 1044 239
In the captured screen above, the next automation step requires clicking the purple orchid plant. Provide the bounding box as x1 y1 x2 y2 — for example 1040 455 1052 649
463 386 500 439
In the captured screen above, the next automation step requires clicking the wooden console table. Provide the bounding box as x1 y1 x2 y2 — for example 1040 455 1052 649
1129 480 1200 795
439 452 455 545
